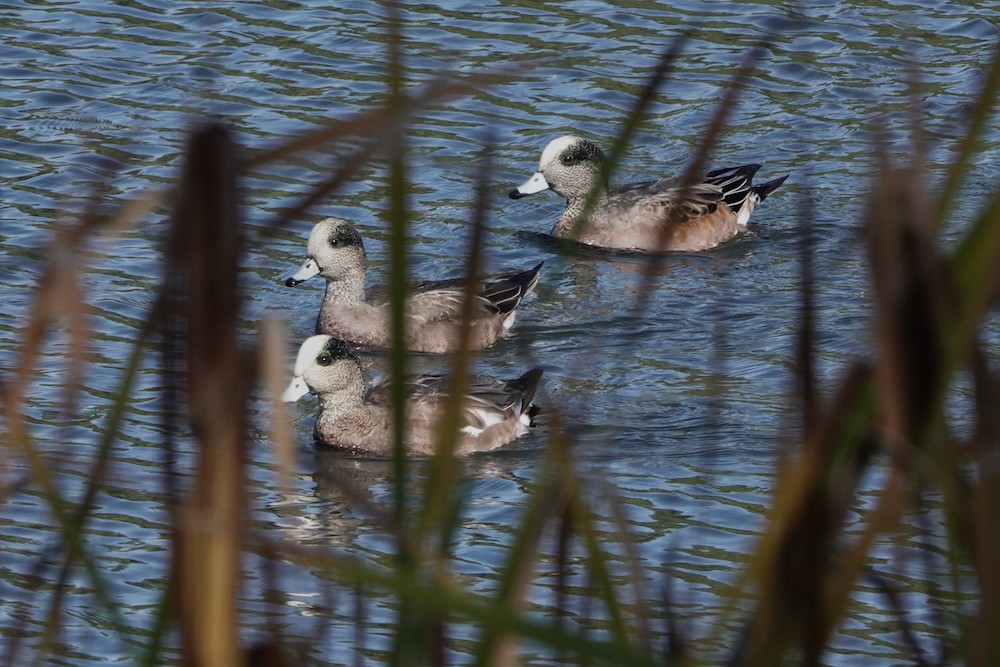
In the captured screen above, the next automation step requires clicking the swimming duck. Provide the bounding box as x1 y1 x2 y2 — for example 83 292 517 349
285 217 543 353
283 335 543 455
509 135 788 252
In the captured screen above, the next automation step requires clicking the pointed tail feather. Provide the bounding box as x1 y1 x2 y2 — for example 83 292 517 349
482 260 544 315
506 368 544 420
751 173 789 202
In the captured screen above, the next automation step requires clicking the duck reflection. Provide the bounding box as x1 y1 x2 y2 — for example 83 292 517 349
263 440 544 548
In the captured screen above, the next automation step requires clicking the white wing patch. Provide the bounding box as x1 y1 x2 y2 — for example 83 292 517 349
502 310 517 331
461 405 509 436
736 192 761 227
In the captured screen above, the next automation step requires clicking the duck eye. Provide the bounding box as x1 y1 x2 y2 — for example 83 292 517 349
561 154 576 165
317 353 333 366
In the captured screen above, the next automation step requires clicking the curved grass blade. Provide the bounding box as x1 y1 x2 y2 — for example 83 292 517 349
416 137 495 545
931 39 1000 231
566 34 690 246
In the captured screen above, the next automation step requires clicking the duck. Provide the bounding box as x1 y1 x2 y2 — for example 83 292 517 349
282 334 543 455
509 135 788 252
285 217 543 353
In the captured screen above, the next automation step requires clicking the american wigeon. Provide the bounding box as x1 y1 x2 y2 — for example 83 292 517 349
509 135 788 252
285 217 543 353
283 335 543 455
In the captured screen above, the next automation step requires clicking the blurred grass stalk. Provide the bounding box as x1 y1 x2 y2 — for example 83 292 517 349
164 124 248 666
727 40 1000 667
5 5 1000 665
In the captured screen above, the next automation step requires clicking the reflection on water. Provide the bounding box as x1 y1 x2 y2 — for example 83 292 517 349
2 0 998 663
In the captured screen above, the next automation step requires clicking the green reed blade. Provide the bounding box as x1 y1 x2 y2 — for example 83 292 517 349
471 437 565 666
416 139 494 548
278 533 666 667
137 587 174 667
568 35 689 246
565 468 639 652
932 39 1000 232
387 143 410 525
384 0 409 534
382 4 419 665
6 281 152 666
945 184 1000 369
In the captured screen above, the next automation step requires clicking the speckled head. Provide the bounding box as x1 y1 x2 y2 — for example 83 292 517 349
287 217 368 286
283 334 360 402
294 334 357 377
539 135 605 170
308 217 365 257
511 135 608 200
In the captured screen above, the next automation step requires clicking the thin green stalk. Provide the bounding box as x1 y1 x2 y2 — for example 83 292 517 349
138 587 174 667
565 465 640 653
945 183 1000 372
267 535 667 667
568 36 689 245
385 0 409 535
472 435 569 666
416 139 494 547
34 319 154 666
932 39 1000 231
382 5 424 666
5 228 157 666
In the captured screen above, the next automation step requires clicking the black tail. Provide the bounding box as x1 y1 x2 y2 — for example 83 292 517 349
507 368 544 420
482 260 544 315
751 174 789 202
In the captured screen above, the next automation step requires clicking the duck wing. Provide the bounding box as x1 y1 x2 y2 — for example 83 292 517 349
366 369 544 431
377 261 544 323
608 163 766 224
365 372 450 407
609 178 724 223
704 164 763 213
461 368 544 431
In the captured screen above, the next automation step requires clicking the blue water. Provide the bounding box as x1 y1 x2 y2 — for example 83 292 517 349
2 1 998 664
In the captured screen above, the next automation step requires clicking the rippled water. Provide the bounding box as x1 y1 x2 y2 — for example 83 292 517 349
2 0 998 664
